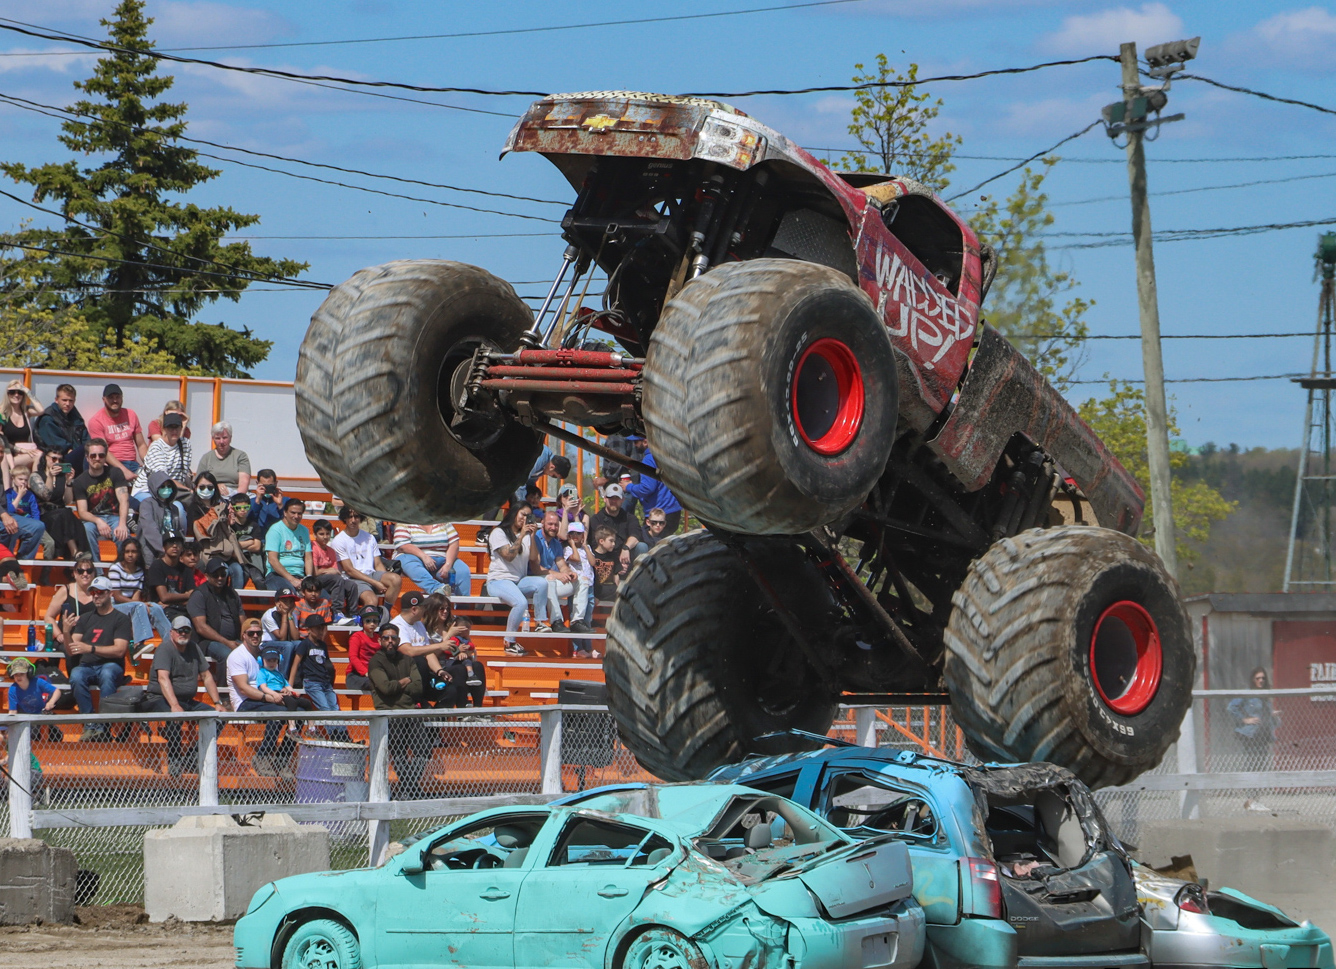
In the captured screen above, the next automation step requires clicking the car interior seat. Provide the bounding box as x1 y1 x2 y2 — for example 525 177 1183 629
1033 791 1086 869
645 846 672 865
495 823 535 868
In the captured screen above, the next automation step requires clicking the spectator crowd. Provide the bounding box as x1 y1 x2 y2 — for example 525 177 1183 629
0 380 682 782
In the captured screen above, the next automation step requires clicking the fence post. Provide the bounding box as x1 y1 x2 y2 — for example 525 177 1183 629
539 708 564 795
854 707 877 747
198 716 219 807
8 719 32 838
1176 700 1201 820
368 714 391 866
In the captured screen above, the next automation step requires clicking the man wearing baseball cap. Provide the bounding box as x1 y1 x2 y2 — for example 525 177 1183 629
227 616 295 777
259 584 302 678
590 483 649 574
65 575 132 739
142 615 221 774
390 591 430 651
188 557 244 669
86 383 147 477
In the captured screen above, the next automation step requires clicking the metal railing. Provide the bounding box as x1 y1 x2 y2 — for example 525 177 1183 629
3 692 1332 905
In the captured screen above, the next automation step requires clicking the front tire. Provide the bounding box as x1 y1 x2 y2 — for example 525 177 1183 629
943 526 1194 788
604 530 838 781
282 918 362 969
295 260 542 523
642 259 898 534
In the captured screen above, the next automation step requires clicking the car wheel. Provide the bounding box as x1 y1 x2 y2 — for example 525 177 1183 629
620 927 709 969
282 918 362 969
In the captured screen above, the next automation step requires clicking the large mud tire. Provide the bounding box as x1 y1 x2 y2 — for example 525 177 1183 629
295 260 541 523
943 526 1194 789
604 530 839 780
642 259 897 535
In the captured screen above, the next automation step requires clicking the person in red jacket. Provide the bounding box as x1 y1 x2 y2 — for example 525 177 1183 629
344 606 382 692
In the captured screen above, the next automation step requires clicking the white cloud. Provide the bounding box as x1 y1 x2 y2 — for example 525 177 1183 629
0 47 98 74
1038 3 1185 57
152 1 293 48
1250 7 1336 70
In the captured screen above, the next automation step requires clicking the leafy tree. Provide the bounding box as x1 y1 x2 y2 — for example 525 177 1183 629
1079 382 1234 569
839 55 962 191
0 0 306 377
969 160 1091 391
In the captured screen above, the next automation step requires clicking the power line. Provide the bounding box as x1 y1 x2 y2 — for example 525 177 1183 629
0 21 1114 100
0 186 327 289
1015 332 1313 341
1 240 334 289
811 147 1336 165
1051 170 1336 208
226 233 556 240
1071 373 1304 385
0 1 873 55
0 91 562 210
945 121 1102 202
1180 74 1336 118
1048 216 1336 248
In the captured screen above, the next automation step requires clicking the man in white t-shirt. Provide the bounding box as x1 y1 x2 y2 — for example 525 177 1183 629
226 619 293 777
333 507 403 608
258 585 302 678
390 591 432 654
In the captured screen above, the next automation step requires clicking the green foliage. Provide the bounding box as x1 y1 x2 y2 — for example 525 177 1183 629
0 0 306 377
969 160 1091 391
1079 382 1235 569
839 55 961 192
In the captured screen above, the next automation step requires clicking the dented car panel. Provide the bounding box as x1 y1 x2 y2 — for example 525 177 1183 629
233 785 926 969
710 749 1333 969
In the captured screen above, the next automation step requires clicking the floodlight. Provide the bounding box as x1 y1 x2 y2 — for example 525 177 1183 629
1145 37 1200 71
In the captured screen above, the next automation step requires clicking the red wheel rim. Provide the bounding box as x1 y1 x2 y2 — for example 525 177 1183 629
791 338 864 455
1090 600 1162 716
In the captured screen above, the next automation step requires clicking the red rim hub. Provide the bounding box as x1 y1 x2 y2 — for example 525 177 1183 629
1090 600 1163 716
791 338 864 455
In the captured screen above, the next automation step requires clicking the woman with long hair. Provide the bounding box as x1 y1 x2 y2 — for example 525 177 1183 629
184 470 222 532
1227 667 1281 768
147 400 191 443
29 449 89 559
484 502 546 656
1 380 42 491
106 538 174 647
416 591 457 707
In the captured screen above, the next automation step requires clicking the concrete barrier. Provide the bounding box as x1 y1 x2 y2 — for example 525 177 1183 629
143 814 330 922
1136 818 1336 930
0 838 77 924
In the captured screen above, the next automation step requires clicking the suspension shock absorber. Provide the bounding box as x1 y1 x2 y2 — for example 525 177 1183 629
688 169 726 278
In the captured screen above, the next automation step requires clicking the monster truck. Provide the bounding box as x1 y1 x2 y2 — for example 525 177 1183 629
294 91 1194 789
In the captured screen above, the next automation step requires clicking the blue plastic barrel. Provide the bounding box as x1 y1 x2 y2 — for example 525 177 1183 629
296 739 368 842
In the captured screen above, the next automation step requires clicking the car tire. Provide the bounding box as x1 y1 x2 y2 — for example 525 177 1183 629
642 258 897 535
295 259 542 524
282 918 362 969
603 530 838 781
943 526 1194 789
620 927 710 969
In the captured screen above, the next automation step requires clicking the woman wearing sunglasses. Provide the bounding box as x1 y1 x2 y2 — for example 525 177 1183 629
1 381 42 492
43 552 100 651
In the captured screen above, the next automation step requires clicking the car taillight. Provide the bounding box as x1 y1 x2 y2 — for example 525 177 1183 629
1175 883 1210 915
964 857 1003 919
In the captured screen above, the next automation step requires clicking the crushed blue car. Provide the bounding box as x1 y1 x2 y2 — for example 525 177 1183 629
234 783 925 969
695 747 1334 969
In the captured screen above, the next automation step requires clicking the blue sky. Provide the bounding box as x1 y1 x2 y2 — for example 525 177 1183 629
1 0 1334 450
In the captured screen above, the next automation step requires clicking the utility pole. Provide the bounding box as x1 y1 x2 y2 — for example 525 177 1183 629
1119 41 1177 579
1103 38 1197 579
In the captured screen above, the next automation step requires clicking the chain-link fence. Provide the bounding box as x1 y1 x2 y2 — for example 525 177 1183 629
5 692 1333 906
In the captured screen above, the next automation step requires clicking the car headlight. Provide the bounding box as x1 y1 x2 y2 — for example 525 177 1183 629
245 884 277 915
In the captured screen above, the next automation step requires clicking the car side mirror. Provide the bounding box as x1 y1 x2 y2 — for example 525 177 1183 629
400 849 428 875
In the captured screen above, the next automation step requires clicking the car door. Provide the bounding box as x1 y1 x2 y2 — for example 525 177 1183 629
376 811 549 969
816 766 962 925
988 801 1141 958
513 815 676 969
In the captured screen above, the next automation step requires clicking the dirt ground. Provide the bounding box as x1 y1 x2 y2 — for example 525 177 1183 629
0 907 234 969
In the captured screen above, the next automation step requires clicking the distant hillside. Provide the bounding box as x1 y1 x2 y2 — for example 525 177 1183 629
1176 445 1298 595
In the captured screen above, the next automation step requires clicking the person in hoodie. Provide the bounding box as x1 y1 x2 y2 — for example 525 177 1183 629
138 470 189 567
33 383 88 472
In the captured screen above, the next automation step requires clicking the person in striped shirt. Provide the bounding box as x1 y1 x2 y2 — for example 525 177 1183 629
393 522 471 598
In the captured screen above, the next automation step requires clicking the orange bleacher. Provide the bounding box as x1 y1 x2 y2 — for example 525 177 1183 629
0 496 612 788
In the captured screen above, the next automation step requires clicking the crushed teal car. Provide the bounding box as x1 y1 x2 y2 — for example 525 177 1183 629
234 783 926 969
699 748 1334 969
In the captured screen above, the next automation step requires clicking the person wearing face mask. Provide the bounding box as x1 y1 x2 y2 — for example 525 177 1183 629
184 471 221 532
137 470 189 567
189 472 246 588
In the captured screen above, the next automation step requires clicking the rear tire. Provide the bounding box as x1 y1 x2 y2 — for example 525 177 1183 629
619 928 708 969
282 918 362 969
642 259 897 535
604 530 838 780
295 260 541 523
943 526 1194 788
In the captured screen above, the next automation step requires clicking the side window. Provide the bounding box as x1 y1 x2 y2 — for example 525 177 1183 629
987 791 1091 873
824 771 938 839
424 813 547 871
549 817 667 868
740 769 802 802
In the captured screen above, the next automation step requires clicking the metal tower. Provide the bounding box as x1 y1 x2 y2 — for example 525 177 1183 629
1284 233 1336 591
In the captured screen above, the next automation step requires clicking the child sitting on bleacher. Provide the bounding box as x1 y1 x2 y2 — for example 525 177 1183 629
257 647 315 736
180 542 206 588
6 657 61 740
3 469 50 561
294 576 334 628
444 617 486 709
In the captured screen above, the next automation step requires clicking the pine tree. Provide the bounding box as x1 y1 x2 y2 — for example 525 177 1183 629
0 0 307 377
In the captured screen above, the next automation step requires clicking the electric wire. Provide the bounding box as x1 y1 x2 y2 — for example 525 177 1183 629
1050 170 1336 208
1070 373 1305 385
811 148 1336 165
0 22 1115 100
0 91 563 210
1015 332 1313 341
945 121 1102 202
1179 74 1336 118
1047 216 1336 248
